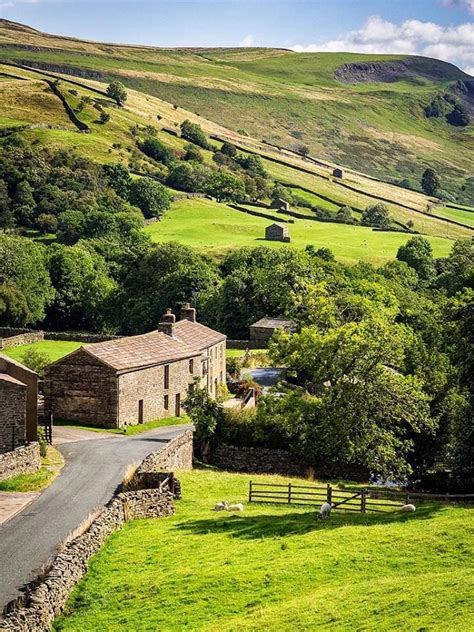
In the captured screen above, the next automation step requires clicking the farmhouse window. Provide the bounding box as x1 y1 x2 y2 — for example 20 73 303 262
164 364 169 389
189 359 194 374
164 395 169 410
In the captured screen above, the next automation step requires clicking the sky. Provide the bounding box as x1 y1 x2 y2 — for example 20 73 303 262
1 0 473 74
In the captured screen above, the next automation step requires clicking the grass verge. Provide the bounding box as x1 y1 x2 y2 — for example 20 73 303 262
0 445 64 492
53 416 190 436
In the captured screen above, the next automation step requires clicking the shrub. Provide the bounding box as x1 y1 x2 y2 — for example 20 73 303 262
180 119 210 149
99 110 110 124
35 213 58 234
139 137 176 166
21 348 51 375
106 81 127 106
37 426 48 458
361 203 391 228
129 178 170 219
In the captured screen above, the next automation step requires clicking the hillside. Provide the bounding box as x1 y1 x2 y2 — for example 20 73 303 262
0 20 473 265
1 19 473 203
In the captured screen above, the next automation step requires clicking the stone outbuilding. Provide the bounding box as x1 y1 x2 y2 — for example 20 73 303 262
0 354 38 454
249 317 296 347
44 305 226 429
271 198 290 212
265 223 290 243
332 167 344 178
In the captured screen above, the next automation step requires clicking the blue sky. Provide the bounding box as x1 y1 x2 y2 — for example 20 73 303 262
1 0 473 73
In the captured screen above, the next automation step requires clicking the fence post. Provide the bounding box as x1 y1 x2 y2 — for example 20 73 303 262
327 483 332 505
249 480 253 503
361 489 367 513
288 482 292 505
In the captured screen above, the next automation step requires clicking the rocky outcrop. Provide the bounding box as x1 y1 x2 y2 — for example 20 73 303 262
335 57 470 84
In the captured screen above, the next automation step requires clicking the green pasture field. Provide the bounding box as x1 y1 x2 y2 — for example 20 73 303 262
432 206 474 228
3 340 82 365
54 469 474 631
145 197 453 264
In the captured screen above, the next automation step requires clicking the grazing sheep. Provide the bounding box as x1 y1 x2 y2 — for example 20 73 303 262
401 503 416 512
213 501 227 512
318 502 332 519
225 502 244 512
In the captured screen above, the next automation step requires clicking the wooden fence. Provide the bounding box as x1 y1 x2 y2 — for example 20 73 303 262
248 481 474 514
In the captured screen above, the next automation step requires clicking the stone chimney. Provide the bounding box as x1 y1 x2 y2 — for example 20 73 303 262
180 302 196 323
158 308 176 336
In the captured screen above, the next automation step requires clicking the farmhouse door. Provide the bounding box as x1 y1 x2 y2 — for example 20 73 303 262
175 393 181 417
138 399 144 424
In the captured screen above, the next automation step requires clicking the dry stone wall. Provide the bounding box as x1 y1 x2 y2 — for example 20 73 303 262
212 444 369 481
0 383 27 454
0 443 40 482
0 490 174 632
0 430 193 631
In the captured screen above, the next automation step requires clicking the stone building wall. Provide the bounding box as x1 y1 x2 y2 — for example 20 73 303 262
118 357 199 425
201 341 226 398
0 380 27 454
265 224 290 242
43 349 118 428
0 442 41 482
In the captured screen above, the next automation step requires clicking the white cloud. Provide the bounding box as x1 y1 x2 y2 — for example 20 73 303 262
441 0 474 14
292 16 474 75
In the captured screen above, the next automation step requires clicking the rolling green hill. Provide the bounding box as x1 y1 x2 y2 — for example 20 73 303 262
1 18 473 202
0 19 473 263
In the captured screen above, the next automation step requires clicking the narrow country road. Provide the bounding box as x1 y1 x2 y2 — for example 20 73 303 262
0 424 191 609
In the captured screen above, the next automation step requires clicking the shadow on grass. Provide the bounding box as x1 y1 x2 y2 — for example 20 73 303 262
175 503 443 539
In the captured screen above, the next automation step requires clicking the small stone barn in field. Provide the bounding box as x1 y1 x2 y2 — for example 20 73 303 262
332 167 344 178
270 198 290 212
250 317 296 347
44 305 226 429
0 354 38 454
265 223 290 243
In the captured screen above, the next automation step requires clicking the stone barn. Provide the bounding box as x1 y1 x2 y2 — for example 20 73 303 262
333 167 344 178
44 305 226 429
250 317 296 347
271 198 290 212
0 355 38 454
265 223 290 243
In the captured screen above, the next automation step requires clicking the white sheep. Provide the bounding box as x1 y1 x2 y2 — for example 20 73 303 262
318 502 332 519
225 502 244 512
213 501 228 512
401 503 416 512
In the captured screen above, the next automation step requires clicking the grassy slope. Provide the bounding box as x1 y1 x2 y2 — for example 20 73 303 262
53 416 189 436
146 198 453 264
3 340 83 364
54 469 474 631
0 29 472 259
0 20 472 190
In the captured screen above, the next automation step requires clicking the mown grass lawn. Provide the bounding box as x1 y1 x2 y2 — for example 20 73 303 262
54 469 474 631
3 339 82 365
146 198 453 264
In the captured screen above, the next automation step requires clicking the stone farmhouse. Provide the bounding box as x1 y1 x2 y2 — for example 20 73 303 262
250 317 296 347
44 305 226 429
0 354 38 454
265 223 290 243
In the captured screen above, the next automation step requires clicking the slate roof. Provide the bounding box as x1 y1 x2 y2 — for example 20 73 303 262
173 319 226 352
250 317 295 330
84 330 198 373
0 372 26 388
82 321 225 373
